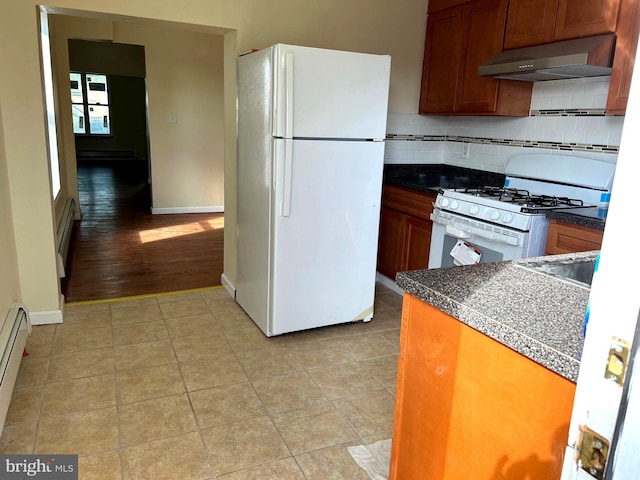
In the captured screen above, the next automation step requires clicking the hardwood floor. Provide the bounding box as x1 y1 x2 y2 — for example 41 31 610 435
61 160 224 302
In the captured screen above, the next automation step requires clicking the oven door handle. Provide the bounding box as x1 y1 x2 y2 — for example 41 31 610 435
445 225 472 239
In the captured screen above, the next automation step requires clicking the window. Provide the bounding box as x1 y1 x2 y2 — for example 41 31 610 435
70 72 111 135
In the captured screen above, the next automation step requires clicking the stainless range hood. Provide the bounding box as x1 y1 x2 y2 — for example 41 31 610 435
478 33 616 81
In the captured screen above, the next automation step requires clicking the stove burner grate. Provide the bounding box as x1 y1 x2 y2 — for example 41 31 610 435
461 186 586 210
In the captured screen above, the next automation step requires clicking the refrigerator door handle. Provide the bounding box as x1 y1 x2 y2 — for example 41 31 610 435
282 139 293 217
285 52 294 138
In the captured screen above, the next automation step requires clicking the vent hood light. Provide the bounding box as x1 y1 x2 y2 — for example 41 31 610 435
478 33 616 81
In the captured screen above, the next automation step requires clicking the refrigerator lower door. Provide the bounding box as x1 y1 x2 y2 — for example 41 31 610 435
269 139 384 336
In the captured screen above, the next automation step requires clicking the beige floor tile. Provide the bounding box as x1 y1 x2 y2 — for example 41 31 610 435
78 450 122 480
252 372 327 414
335 332 398 360
5 385 43 424
110 302 163 325
48 347 115 382
164 312 222 338
295 443 371 480
378 328 401 348
171 332 234 362
114 339 176 370
272 403 359 455
359 354 399 389
200 287 233 303
224 325 276 353
15 356 49 387
63 303 112 329
156 291 206 304
213 311 254 331
236 347 302 381
374 290 403 310
0 422 37 454
29 324 57 337
112 320 168 346
118 394 197 446
292 339 355 370
189 382 265 428
111 302 164 326
217 458 305 479
180 354 248 391
53 325 113 355
116 363 185 404
109 296 158 310
25 330 55 358
42 374 116 417
159 298 210 319
307 362 384 400
121 431 213 480
368 309 402 331
333 389 395 438
36 407 119 455
201 416 290 476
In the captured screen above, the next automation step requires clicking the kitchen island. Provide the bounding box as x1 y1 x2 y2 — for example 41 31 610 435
389 251 594 480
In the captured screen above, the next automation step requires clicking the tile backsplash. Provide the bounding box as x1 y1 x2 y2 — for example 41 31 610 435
385 77 624 173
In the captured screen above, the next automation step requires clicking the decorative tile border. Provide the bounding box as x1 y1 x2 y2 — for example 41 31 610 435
385 134 619 154
530 108 609 116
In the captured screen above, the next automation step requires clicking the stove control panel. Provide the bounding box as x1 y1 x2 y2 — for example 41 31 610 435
434 195 533 231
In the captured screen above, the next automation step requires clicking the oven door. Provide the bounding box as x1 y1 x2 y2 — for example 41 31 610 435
428 210 532 269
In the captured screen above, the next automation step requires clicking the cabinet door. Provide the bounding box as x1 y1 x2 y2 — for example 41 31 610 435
545 220 604 255
420 7 465 114
606 0 640 114
456 0 509 113
377 206 406 279
555 0 620 40
504 0 558 49
402 217 432 271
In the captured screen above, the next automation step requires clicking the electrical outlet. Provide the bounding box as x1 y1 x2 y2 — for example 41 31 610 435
462 143 470 159
169 112 178 124
577 426 609 479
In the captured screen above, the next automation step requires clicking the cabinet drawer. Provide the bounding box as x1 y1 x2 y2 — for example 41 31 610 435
545 220 604 255
382 186 435 221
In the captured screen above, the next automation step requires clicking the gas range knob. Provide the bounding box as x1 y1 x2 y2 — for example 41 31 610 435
503 212 514 223
441 198 450 208
490 210 500 221
469 205 479 215
450 200 459 209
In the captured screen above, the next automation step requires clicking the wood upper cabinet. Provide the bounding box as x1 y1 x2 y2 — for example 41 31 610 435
555 0 621 40
377 186 435 279
428 0 470 12
420 0 532 115
545 219 604 255
389 295 576 480
504 0 621 49
606 0 640 113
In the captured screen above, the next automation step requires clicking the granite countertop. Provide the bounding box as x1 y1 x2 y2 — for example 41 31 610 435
395 251 597 383
546 207 607 231
383 164 505 195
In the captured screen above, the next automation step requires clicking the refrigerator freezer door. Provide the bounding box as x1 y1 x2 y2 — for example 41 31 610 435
272 44 391 141
269 139 384 336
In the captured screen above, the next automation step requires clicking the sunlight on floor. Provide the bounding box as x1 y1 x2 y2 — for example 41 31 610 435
138 217 224 243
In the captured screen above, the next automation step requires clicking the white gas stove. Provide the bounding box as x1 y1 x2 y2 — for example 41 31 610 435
428 154 615 268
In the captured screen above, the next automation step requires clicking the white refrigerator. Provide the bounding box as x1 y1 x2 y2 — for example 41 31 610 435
236 44 391 337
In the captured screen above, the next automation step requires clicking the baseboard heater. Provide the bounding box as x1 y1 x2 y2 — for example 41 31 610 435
57 198 76 278
0 305 30 435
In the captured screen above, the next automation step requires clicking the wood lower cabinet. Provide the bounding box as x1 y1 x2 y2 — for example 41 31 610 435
545 219 604 255
377 186 435 279
420 0 532 115
389 294 576 480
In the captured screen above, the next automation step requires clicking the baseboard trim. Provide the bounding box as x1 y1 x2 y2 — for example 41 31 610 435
151 206 224 215
221 273 235 298
29 309 63 325
376 272 404 295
